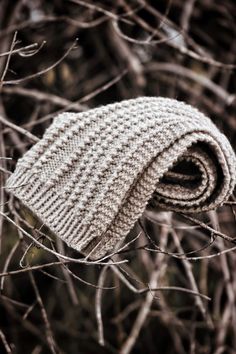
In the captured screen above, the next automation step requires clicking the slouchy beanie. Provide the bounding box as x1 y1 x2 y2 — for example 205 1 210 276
6 97 236 259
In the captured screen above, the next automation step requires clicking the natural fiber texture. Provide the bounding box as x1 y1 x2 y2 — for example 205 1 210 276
6 97 236 259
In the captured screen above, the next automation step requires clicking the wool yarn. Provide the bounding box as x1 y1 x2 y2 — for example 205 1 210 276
6 97 236 259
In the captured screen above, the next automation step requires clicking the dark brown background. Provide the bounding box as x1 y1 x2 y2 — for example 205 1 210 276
0 1 236 353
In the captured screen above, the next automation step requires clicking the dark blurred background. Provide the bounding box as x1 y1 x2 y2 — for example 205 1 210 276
0 1 236 353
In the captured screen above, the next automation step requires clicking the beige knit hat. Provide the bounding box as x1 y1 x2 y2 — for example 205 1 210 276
6 97 236 259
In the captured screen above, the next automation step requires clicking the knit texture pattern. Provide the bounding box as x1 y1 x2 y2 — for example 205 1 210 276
6 97 236 259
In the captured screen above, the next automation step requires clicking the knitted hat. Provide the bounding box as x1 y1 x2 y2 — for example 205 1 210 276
6 97 236 259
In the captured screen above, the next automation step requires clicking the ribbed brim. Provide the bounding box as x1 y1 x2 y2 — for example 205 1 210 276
6 166 95 254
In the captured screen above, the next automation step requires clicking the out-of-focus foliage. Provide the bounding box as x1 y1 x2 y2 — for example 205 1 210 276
0 1 236 353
